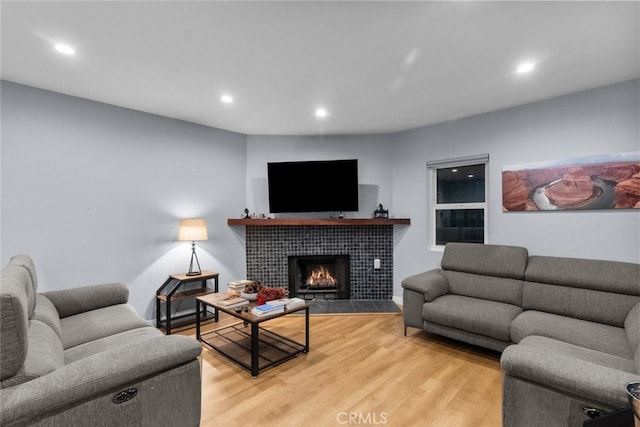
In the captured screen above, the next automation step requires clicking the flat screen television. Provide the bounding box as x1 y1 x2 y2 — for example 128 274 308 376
267 159 359 213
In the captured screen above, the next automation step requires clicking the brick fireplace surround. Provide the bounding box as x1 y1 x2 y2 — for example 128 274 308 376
229 219 409 300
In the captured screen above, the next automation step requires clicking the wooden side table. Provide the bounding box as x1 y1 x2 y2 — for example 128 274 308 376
156 270 219 334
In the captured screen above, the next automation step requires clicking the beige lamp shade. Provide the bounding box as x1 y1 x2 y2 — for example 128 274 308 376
178 219 208 241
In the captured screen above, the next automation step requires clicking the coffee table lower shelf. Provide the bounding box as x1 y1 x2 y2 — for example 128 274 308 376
200 322 307 377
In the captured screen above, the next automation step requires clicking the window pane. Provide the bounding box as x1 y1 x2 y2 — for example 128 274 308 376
435 209 484 245
436 164 485 203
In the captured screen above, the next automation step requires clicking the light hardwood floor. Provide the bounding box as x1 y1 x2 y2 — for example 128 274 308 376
176 311 503 427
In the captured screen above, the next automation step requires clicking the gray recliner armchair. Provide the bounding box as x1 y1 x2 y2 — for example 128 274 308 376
0 255 202 427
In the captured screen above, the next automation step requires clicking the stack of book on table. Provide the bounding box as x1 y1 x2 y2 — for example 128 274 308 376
270 297 306 310
227 280 253 295
251 298 306 317
215 296 249 309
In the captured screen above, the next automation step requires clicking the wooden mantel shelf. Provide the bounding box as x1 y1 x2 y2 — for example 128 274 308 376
227 218 410 226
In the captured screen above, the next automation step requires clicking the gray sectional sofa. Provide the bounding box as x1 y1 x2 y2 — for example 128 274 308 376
0 255 202 427
402 242 640 427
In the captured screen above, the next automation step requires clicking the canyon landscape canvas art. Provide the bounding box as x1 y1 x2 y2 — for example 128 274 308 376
502 151 640 211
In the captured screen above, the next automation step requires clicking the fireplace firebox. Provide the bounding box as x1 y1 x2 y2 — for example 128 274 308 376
288 255 350 300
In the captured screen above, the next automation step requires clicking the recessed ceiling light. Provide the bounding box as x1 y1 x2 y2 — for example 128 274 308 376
516 62 535 73
54 44 75 55
221 95 233 103
451 169 458 173
468 174 475 178
315 108 328 118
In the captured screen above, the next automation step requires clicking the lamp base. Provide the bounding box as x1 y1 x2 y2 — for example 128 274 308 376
186 241 202 276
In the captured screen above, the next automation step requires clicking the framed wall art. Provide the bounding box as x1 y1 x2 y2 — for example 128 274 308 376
502 151 640 211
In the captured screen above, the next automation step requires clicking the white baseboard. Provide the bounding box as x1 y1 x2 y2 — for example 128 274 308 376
392 295 403 307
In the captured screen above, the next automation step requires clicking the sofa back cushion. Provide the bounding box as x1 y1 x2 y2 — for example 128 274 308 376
441 243 529 280
9 255 38 293
625 303 640 372
2 264 36 318
440 270 523 306
33 295 63 340
0 266 31 380
522 282 638 327
523 256 640 327
525 255 640 296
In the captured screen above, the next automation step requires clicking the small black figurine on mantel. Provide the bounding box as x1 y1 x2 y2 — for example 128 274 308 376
243 208 251 219
373 204 389 218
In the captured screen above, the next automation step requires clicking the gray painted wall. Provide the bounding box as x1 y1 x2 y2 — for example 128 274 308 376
244 80 639 301
392 79 639 300
2 79 638 317
1 81 248 319
244 134 396 218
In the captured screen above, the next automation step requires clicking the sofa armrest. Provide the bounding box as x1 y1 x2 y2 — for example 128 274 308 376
401 269 449 302
501 343 640 408
625 302 640 350
0 335 201 425
41 282 129 318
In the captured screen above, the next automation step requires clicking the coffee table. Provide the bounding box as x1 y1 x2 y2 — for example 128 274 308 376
195 294 309 377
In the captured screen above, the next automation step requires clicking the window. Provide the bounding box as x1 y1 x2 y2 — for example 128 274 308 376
427 155 488 248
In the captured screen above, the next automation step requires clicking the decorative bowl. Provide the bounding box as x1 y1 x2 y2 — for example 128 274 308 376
240 291 258 301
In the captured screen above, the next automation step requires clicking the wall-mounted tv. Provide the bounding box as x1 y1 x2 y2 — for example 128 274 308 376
267 159 359 213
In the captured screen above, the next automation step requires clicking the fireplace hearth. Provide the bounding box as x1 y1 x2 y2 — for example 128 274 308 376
288 255 350 300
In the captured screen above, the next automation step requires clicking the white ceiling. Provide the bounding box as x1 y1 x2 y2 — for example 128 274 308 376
1 1 638 136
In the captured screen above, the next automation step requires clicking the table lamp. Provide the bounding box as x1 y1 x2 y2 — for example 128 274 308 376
178 218 208 276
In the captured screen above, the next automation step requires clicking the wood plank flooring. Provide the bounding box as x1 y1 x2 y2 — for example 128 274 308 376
176 312 503 427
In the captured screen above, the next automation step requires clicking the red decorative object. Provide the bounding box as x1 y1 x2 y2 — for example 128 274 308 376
256 287 287 305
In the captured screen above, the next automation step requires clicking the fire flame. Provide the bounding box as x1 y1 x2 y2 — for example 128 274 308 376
306 266 336 287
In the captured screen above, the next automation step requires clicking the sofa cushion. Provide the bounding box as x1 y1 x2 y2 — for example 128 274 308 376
422 294 522 342
440 270 523 306
64 327 163 364
0 269 30 380
0 320 64 388
511 310 633 359
9 255 39 293
525 255 640 296
626 303 640 352
2 265 35 318
522 281 638 327
60 304 152 349
515 335 637 374
440 242 528 280
626 303 640 373
33 295 62 340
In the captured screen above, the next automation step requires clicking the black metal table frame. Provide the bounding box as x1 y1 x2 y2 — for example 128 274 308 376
583 406 634 427
195 301 309 377
156 272 218 334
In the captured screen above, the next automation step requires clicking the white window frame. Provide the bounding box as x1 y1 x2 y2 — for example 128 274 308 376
427 154 489 251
